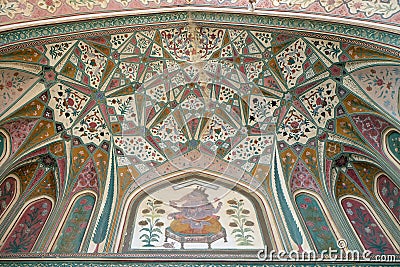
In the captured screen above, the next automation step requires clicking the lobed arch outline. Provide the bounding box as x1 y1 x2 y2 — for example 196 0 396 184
115 168 283 255
0 195 55 251
49 190 98 253
374 172 400 226
382 128 400 168
293 189 343 253
0 129 11 167
338 194 400 253
0 174 21 225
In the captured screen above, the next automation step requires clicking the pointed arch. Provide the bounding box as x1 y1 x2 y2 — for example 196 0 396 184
0 175 20 223
0 196 53 253
294 190 340 252
116 171 280 258
383 128 400 167
375 173 400 225
340 196 398 254
52 191 97 253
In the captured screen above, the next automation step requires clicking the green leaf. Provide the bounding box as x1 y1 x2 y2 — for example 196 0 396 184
140 234 150 240
231 229 242 234
140 227 150 232
153 228 163 233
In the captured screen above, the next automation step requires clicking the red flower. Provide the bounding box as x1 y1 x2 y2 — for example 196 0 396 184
300 204 308 209
376 79 383 86
304 197 312 203
80 198 88 205
290 121 299 129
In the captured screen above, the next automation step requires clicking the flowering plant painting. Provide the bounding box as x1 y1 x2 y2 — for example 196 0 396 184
296 194 337 252
138 199 165 247
342 198 396 254
226 198 255 246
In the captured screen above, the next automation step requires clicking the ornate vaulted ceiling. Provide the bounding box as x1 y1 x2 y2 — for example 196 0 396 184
0 2 399 266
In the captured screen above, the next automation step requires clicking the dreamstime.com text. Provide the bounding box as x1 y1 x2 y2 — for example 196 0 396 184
257 240 399 262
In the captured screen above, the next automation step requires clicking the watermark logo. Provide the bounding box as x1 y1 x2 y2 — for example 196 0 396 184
257 239 399 262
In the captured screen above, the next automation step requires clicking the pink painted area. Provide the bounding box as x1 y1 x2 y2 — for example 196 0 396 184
20 147 48 161
377 174 399 224
72 159 99 193
0 177 17 218
290 160 320 193
2 119 38 154
346 168 368 194
1 198 52 253
57 157 66 191
0 0 399 29
325 159 331 190
342 197 396 254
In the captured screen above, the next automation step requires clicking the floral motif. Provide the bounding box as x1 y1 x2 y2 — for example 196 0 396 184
319 0 344 12
200 115 236 143
37 0 61 13
78 41 108 88
248 95 280 126
290 161 320 193
138 199 165 247
73 107 110 145
66 0 108 10
114 136 165 163
1 199 52 253
276 39 307 88
2 118 38 153
151 115 187 144
49 84 89 128
300 79 339 127
226 198 255 246
342 198 396 254
72 159 99 193
0 0 33 18
0 70 38 115
377 175 399 223
0 177 16 218
53 195 95 253
277 107 317 144
296 194 338 252
352 66 400 120
352 114 389 151
346 0 400 18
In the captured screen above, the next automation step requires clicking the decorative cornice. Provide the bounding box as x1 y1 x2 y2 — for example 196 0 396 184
0 10 399 51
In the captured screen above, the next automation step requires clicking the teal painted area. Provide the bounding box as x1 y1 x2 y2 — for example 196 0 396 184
1 12 399 51
0 133 4 159
53 195 95 253
387 131 400 162
296 194 338 253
